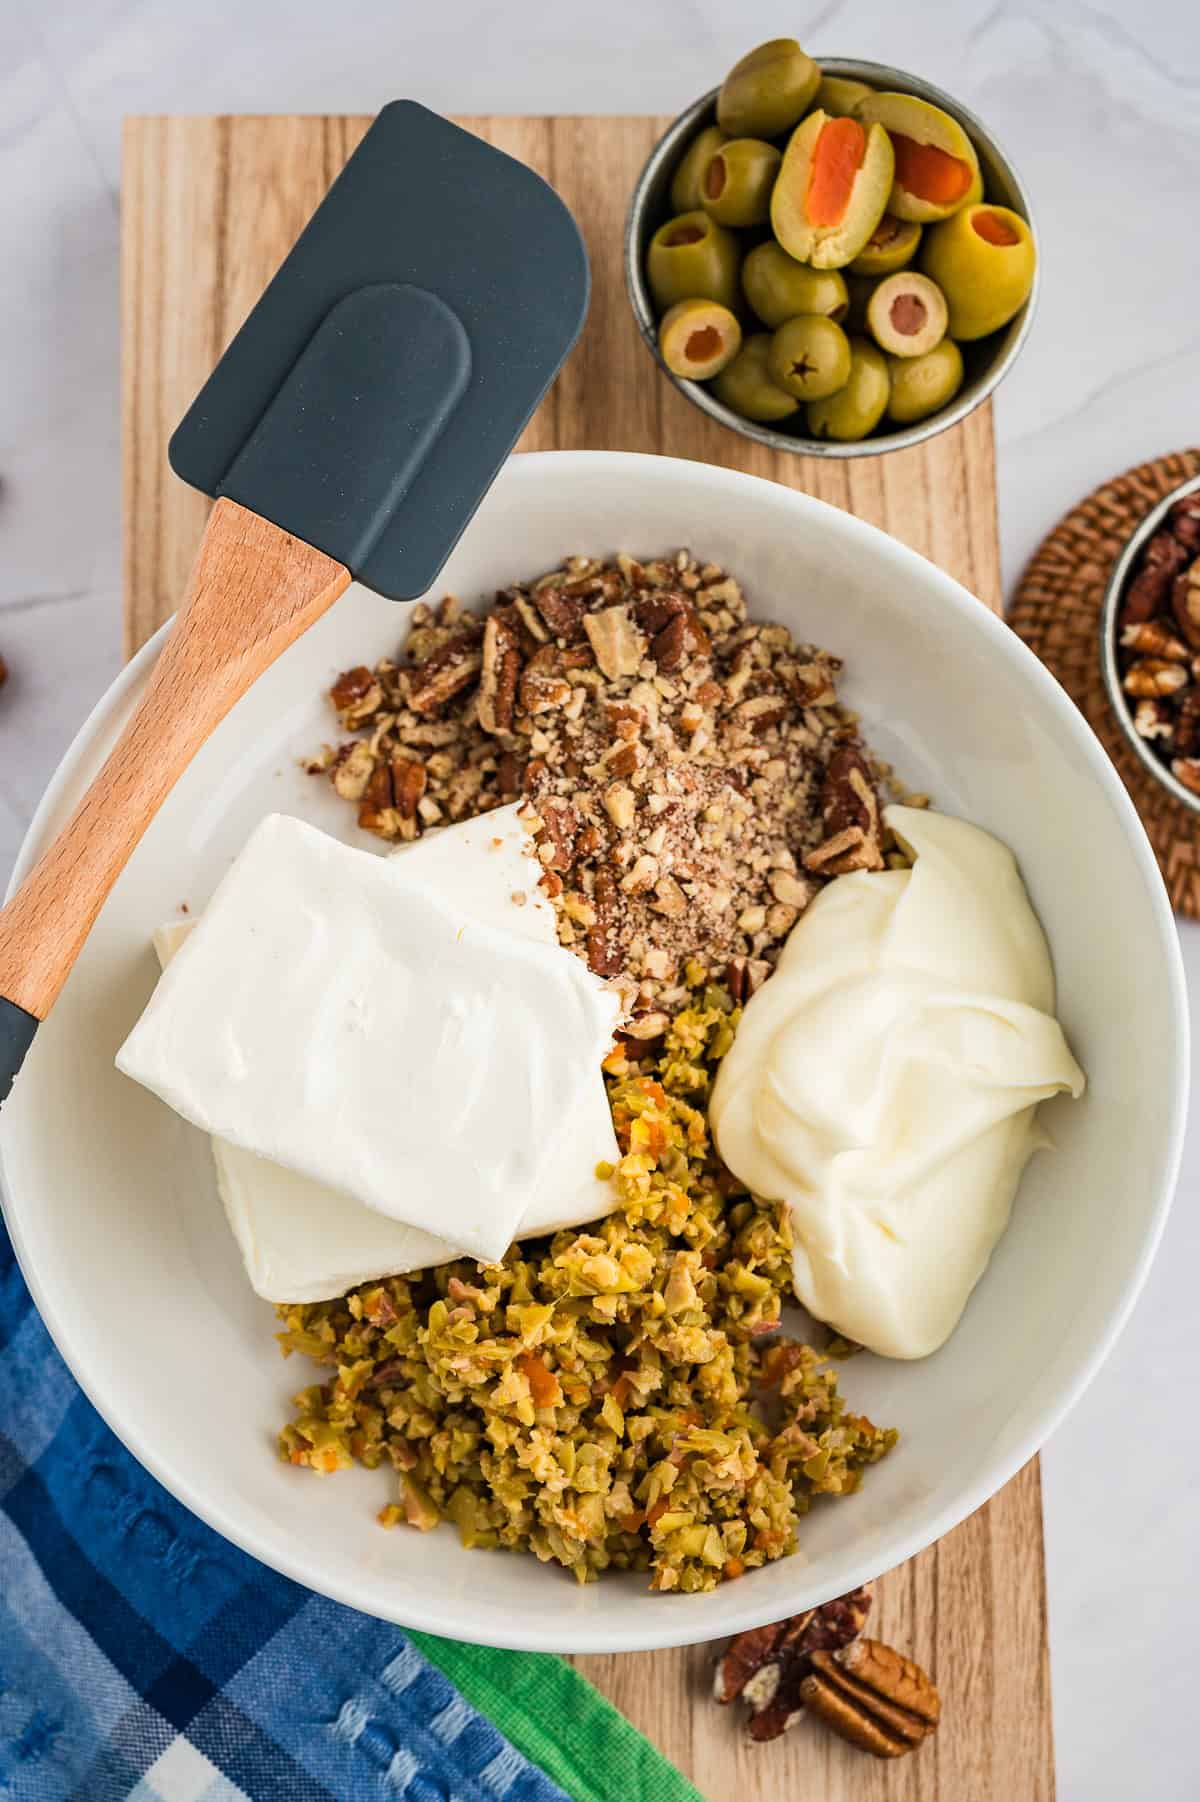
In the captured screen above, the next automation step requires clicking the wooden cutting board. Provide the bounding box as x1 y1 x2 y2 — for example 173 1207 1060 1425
121 114 1054 1801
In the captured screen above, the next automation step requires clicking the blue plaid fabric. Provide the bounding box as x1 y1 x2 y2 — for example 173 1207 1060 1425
0 1218 571 1802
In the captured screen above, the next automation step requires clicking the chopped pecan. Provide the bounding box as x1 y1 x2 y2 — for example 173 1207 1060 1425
561 889 596 928
603 782 636 830
621 853 659 895
804 827 871 873
804 748 884 874
1121 532 1188 626
1133 697 1175 743
745 958 770 995
319 548 895 1000
1120 618 1189 660
713 1621 792 1704
788 660 838 706
623 1009 669 1040
393 716 460 748
357 759 398 834
798 1640 940 1759
532 584 588 642
536 801 580 872
405 631 483 715
822 746 880 839
596 740 642 779
732 693 787 734
522 756 550 798
1122 656 1189 698
560 568 624 604
331 739 377 801
391 757 426 820
631 591 710 672
1168 493 1200 551
1172 562 1200 650
632 589 688 637
769 868 811 909
586 867 623 977
495 751 524 798
1174 689 1200 756
651 875 687 917
1171 755 1200 794
508 591 549 645
583 605 647 682
330 665 382 722
652 609 711 673
727 1592 868 1744
520 645 585 714
605 700 646 738
478 613 521 734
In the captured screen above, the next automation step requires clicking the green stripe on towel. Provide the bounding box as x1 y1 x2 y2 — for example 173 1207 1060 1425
410 1631 708 1802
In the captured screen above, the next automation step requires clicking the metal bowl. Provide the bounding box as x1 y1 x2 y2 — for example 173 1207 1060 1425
623 58 1039 458
1099 470 1200 816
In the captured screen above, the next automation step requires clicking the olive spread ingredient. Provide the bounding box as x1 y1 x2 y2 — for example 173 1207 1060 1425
643 39 1037 442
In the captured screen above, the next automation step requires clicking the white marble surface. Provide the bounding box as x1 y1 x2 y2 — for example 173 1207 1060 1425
2 1 1198 1794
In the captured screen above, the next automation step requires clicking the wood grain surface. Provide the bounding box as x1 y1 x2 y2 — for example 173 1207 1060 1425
122 112 1054 1802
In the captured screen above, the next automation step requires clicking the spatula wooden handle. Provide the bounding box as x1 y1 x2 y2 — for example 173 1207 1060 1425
0 499 349 1099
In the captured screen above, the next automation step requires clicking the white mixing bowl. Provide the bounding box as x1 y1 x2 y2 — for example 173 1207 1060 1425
0 452 1187 1653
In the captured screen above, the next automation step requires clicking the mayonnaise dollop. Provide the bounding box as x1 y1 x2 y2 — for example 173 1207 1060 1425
709 806 1086 1359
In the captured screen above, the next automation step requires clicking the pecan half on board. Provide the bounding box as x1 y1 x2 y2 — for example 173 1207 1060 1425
713 1600 941 1759
712 1586 874 1740
801 1639 941 1759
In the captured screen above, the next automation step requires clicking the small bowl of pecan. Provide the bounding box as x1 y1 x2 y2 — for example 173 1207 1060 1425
1102 471 1200 813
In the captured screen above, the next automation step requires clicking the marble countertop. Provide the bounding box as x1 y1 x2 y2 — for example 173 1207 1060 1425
3 1 1198 1794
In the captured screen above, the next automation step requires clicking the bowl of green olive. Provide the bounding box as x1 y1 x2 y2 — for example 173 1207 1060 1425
624 45 1039 456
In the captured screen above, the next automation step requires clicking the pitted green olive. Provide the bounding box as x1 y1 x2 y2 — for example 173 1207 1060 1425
767 315 852 400
700 138 782 228
885 338 964 423
806 337 889 440
717 38 820 139
712 334 800 422
670 124 727 212
742 243 848 329
646 212 741 312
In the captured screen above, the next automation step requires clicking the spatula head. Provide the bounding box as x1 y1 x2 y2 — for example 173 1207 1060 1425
168 103 589 600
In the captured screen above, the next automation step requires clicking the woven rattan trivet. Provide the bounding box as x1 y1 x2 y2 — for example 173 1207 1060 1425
1010 447 1200 918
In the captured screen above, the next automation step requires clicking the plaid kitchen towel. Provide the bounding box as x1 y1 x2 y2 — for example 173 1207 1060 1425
0 1220 706 1802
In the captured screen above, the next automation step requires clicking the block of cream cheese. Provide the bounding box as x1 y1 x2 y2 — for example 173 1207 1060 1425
118 812 621 1262
710 806 1086 1360
151 807 619 1302
385 807 619 1240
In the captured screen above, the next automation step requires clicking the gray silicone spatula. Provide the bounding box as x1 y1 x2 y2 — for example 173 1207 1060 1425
0 101 588 1101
